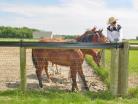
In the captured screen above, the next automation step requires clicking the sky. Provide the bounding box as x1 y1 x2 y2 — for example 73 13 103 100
0 0 138 39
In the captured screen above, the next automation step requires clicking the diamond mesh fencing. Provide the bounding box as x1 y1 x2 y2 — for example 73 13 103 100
128 50 138 89
0 47 106 91
0 47 20 90
103 49 138 89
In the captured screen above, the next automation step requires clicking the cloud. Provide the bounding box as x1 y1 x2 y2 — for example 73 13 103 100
0 0 105 17
133 0 138 10
0 0 138 38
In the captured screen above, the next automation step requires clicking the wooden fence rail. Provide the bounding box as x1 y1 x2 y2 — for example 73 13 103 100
0 40 130 96
129 44 138 50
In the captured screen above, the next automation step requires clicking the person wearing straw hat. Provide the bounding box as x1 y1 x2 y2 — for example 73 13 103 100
107 17 122 42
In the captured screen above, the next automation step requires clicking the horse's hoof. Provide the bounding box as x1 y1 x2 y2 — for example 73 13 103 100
72 88 79 92
39 84 43 88
85 87 89 91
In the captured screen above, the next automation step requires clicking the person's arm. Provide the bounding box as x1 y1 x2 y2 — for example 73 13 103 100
107 30 114 42
118 30 122 42
118 25 123 42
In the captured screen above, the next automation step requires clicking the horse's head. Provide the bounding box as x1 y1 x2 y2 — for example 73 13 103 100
76 27 107 43
76 27 107 67
93 51 102 67
91 28 108 43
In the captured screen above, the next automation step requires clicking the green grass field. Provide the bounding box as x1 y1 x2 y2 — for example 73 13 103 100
0 88 138 104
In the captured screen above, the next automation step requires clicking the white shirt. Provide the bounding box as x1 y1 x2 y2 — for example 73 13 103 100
107 24 123 42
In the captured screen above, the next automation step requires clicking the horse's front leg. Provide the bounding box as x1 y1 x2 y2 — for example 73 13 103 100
78 66 89 91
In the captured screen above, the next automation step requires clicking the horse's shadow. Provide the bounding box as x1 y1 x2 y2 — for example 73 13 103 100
27 73 69 84
27 74 37 80
6 82 40 89
6 74 70 89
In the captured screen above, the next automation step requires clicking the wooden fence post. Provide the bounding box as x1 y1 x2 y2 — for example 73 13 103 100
101 49 105 67
20 47 26 92
118 42 129 96
110 48 119 96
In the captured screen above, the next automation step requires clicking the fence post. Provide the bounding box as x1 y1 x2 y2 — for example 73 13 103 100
118 42 129 96
101 49 105 67
20 47 26 92
110 48 119 96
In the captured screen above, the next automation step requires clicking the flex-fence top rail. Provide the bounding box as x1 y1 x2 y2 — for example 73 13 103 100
0 40 124 49
129 43 138 50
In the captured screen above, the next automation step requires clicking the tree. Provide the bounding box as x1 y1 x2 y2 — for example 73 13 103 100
0 26 34 38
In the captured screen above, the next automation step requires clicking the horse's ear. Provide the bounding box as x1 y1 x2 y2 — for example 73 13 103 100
91 27 97 31
98 29 103 34
100 29 103 33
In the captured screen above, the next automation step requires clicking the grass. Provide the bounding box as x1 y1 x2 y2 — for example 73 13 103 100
129 50 138 74
102 47 138 74
0 88 138 104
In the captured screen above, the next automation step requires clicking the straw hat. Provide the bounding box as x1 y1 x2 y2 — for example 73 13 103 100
108 17 118 24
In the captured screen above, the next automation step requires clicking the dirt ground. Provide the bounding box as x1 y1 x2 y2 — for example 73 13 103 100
0 47 137 91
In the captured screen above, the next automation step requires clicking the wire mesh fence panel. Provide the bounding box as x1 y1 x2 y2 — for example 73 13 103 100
0 47 20 90
28 48 106 91
104 49 138 89
104 49 111 70
128 50 138 88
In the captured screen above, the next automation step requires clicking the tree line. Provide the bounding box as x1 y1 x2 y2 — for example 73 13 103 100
0 26 37 38
0 26 78 39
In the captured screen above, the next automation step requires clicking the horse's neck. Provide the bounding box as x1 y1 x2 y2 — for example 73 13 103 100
81 49 97 57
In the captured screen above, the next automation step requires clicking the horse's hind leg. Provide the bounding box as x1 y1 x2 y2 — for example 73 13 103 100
36 67 43 88
55 64 59 74
78 67 89 91
35 58 45 88
32 50 44 88
70 67 78 91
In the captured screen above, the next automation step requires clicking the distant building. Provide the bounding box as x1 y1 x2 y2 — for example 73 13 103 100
33 31 53 39
53 34 64 38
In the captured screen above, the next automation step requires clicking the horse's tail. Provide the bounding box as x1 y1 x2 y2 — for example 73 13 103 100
32 49 37 69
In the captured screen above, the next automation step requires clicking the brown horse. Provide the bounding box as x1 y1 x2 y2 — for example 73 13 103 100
32 28 107 91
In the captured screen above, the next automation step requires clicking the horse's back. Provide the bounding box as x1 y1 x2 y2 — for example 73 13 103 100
32 48 84 66
39 37 65 42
